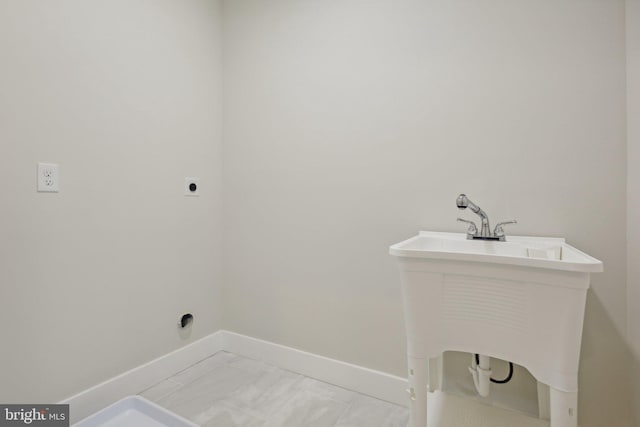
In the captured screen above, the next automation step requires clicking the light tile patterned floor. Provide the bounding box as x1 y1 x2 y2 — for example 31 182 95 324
140 351 409 427
140 351 550 427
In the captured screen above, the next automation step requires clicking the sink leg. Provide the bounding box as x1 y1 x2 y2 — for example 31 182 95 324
550 387 578 427
428 355 442 392
536 381 551 420
408 356 429 427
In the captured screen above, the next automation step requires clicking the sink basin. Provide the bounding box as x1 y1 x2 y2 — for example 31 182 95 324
390 231 602 427
389 231 603 273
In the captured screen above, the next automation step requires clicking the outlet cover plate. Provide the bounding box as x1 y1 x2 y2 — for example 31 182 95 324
37 162 59 192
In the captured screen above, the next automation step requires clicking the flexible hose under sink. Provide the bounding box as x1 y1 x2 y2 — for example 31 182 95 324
475 354 514 384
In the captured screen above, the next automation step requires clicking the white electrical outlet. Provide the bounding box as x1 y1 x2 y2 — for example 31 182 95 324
185 177 199 196
37 162 60 192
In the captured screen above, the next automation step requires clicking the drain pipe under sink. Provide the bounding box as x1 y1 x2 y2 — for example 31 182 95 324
469 354 492 397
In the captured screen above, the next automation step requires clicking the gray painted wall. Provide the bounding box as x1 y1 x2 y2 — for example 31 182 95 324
221 1 629 425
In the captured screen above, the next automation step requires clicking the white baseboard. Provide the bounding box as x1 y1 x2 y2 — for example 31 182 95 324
62 330 408 424
62 331 224 424
221 331 408 407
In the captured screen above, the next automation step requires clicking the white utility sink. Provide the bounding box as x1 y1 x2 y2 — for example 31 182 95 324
390 231 602 427
390 231 602 273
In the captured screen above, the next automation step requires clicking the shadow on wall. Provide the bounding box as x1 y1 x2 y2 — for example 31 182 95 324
580 293 633 427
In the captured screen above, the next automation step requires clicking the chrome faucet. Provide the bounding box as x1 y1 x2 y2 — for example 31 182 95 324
456 194 517 241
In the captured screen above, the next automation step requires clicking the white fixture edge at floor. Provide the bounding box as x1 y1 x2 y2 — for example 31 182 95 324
61 330 408 424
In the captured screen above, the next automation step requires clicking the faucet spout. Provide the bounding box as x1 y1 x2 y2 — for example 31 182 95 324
456 194 491 237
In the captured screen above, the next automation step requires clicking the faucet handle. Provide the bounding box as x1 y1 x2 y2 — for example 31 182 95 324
457 218 478 236
494 220 517 237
